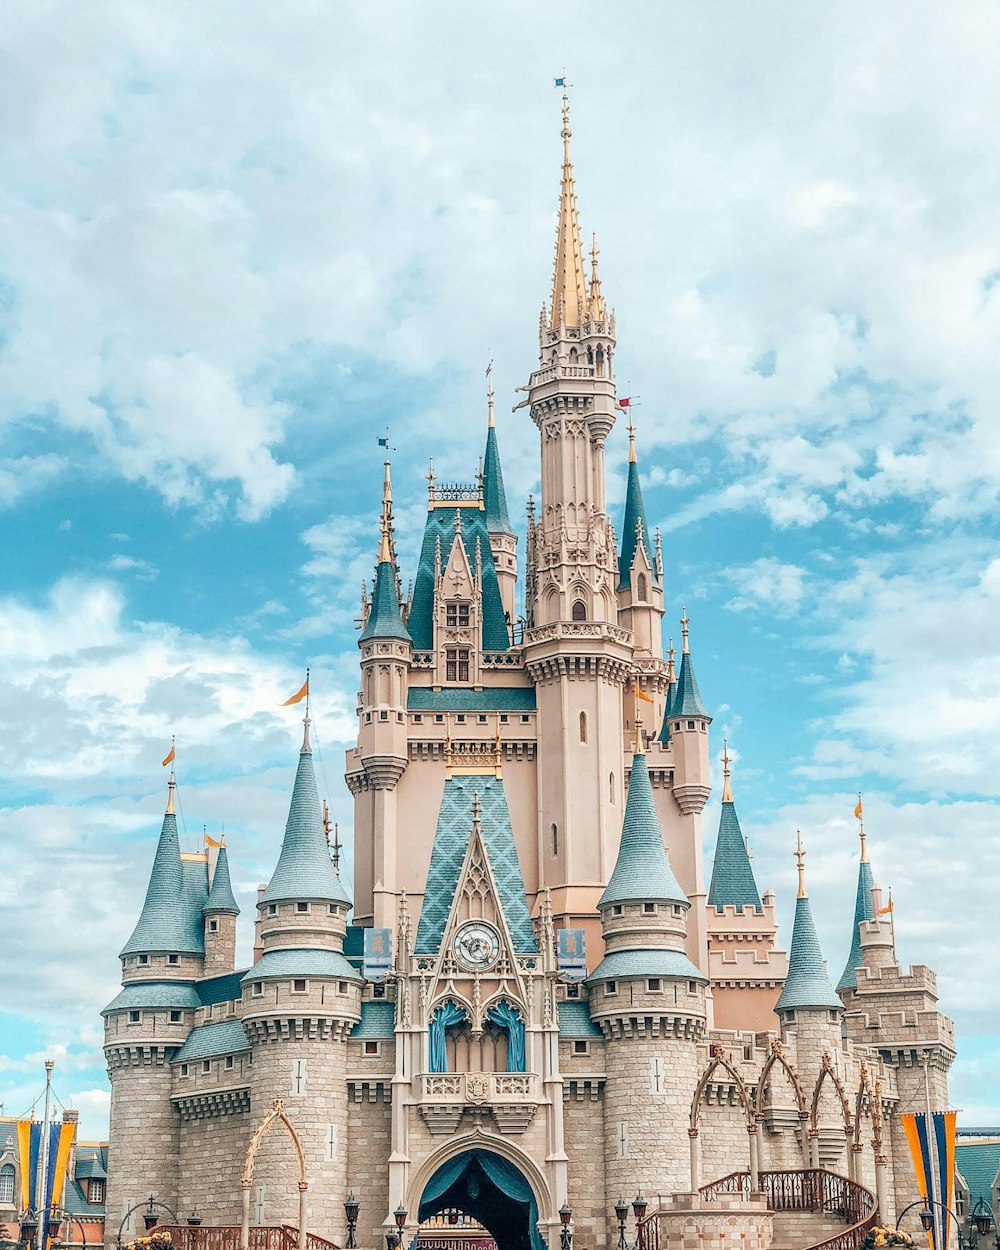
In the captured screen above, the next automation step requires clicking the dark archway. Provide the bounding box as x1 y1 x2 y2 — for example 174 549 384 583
418 1150 541 1250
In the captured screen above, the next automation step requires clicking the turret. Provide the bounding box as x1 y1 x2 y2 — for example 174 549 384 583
837 802 876 996
482 374 518 631
590 737 707 1205
243 726 361 1240
203 840 239 976
616 422 664 659
706 743 788 1031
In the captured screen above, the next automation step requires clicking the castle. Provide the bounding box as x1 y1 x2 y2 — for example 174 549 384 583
102 95 956 1250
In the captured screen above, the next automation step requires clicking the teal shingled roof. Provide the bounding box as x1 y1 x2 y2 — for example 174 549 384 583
360 556 411 642
774 894 843 1013
588 948 707 983
483 424 514 536
618 458 654 589
351 1000 396 1038
102 981 201 1015
204 845 239 914
198 970 246 1005
408 687 535 712
242 947 362 982
599 752 688 908
415 773 537 955
120 809 206 957
557 1000 603 1038
656 677 677 744
837 857 876 992
957 1142 1000 1207
173 1019 250 1063
262 746 353 905
673 648 710 719
407 506 510 651
708 801 762 912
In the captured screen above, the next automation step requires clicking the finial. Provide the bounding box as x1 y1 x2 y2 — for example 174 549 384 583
681 607 690 653
161 734 177 816
631 680 646 755
166 766 176 815
722 739 733 803
486 355 495 428
471 791 482 829
795 830 807 899
427 457 436 504
627 416 637 463
301 667 311 753
667 636 676 682
333 821 341 872
856 792 868 862
378 455 393 563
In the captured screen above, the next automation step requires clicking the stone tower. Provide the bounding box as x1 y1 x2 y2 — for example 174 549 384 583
203 842 239 977
242 718 361 1239
589 738 708 1217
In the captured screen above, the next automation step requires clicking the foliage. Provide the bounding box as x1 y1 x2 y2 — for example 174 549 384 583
861 1228 915 1249
123 1233 174 1250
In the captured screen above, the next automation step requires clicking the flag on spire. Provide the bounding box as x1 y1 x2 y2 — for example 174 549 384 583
161 740 175 767
282 674 310 706
854 796 864 820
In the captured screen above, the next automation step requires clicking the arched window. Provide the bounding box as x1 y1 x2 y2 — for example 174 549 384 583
572 600 587 621
0 1163 14 1205
551 823 559 856
609 771 616 804
596 344 605 377
579 711 588 743
569 347 578 364
637 573 647 601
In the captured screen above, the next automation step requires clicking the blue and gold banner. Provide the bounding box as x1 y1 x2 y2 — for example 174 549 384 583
364 927 393 980
15 1119 76 1243
902 1111 957 1249
557 928 587 980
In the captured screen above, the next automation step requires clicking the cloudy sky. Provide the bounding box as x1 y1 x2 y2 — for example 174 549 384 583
1 1 999 1139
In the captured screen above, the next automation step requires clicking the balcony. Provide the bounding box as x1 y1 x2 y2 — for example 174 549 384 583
418 1072 539 1136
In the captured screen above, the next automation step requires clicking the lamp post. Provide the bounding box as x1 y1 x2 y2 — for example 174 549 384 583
116 1199 178 1248
896 1198 965 1246
972 1198 1000 1249
613 1198 630 1250
343 1195 360 1250
559 1204 572 1250
394 1206 407 1250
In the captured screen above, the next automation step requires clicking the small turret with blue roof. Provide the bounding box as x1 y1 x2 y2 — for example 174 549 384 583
708 741 762 914
203 838 239 977
837 799 877 995
360 459 411 645
482 377 519 630
589 713 707 1017
667 611 712 819
774 831 843 1017
617 421 666 668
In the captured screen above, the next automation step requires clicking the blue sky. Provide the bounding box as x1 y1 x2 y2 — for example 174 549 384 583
1 1 999 1138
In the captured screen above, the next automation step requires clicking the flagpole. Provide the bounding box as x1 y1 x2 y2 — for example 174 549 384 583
888 887 896 961
35 1059 53 1250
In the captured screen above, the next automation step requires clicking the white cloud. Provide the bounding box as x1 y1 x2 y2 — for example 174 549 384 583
725 558 809 615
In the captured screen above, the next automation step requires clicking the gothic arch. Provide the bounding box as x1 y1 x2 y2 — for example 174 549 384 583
810 1053 853 1134
690 1044 755 1131
853 1064 886 1155
406 1130 553 1225
242 1097 306 1189
754 1041 807 1119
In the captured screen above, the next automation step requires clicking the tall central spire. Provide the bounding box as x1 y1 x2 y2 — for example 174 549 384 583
550 91 588 329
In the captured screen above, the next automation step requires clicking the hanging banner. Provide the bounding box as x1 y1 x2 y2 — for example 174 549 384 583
557 928 587 980
902 1111 957 1250
16 1119 76 1244
363 927 393 980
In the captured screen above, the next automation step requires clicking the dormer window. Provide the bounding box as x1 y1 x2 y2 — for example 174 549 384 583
88 1179 105 1205
445 648 470 682
446 603 470 628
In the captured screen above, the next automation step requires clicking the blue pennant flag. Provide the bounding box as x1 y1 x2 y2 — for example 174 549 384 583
557 928 587 980
377 437 389 447
554 77 566 87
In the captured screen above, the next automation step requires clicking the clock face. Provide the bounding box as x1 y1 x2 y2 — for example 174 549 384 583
453 922 501 972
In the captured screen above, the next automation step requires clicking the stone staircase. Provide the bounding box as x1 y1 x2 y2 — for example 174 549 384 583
770 1210 850 1250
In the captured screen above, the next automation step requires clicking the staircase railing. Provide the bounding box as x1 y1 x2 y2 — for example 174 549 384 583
158 1225 340 1250
690 1169 877 1250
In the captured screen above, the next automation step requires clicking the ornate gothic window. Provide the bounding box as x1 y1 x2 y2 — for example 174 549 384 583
445 648 470 682
446 603 470 628
572 600 587 621
637 573 647 600
0 1163 14 1205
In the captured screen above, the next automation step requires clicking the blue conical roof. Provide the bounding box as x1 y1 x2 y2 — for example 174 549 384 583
837 858 876 992
774 894 843 1013
121 808 205 956
599 753 688 908
674 649 710 719
657 676 677 744
708 801 762 912
360 558 411 642
204 845 239 915
618 458 654 589
483 424 514 536
262 746 352 905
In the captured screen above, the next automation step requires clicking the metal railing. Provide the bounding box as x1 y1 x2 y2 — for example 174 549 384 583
158 1225 339 1250
636 1170 876 1250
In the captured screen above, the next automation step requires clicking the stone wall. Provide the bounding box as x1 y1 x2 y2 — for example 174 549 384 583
347 1083 392 1250
563 1082 607 1250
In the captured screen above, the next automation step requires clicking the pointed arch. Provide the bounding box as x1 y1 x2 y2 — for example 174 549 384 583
810 1052 853 1133
853 1063 886 1154
405 1132 553 1227
690 1044 755 1131
754 1041 806 1119
242 1097 306 1189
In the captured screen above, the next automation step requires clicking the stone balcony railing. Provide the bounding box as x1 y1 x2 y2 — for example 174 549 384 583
418 1072 539 1136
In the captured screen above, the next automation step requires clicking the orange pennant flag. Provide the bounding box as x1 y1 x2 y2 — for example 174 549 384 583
161 743 176 767
878 900 893 915
853 796 863 820
633 681 653 703
282 675 309 706
205 833 223 849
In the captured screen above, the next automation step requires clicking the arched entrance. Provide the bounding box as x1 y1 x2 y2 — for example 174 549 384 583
418 1150 542 1250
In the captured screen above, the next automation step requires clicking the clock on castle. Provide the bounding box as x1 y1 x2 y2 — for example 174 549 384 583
102 92 956 1250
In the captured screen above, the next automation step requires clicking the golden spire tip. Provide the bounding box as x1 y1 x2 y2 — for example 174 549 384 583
795 830 807 898
722 739 733 804
681 607 690 653
166 769 176 815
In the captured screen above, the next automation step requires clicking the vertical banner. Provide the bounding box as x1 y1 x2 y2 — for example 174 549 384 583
15 1120 76 1245
363 927 393 980
902 1111 957 1250
557 928 587 980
